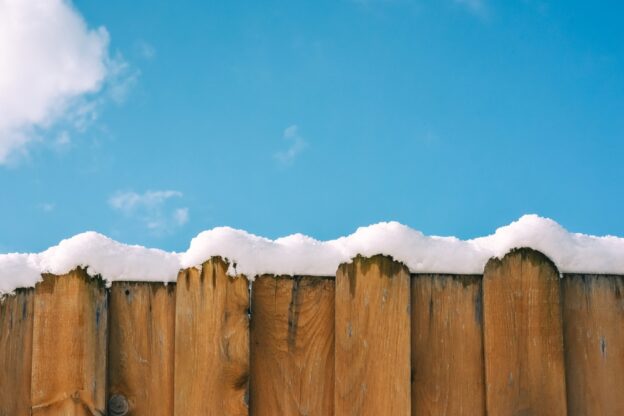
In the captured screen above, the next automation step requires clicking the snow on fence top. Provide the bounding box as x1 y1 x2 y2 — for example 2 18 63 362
1 214 624 293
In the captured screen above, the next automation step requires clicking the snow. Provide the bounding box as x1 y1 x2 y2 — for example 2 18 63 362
1 215 624 294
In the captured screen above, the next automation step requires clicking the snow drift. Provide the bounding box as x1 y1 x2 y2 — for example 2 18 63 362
1 215 623 293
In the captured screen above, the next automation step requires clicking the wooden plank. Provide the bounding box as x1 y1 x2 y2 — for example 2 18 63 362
482 248 567 416
174 258 250 416
250 275 334 416
0 289 34 416
411 274 486 416
107 282 176 415
30 269 108 415
335 255 411 416
562 274 624 415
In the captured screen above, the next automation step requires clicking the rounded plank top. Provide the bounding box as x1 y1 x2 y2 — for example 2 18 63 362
483 248 567 416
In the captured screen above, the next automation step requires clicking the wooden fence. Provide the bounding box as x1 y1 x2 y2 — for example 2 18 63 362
1 248 623 415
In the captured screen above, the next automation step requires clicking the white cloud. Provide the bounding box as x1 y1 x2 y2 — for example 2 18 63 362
274 125 308 166
109 190 189 234
0 0 120 164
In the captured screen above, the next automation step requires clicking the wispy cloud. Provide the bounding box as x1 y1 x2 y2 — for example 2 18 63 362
454 0 487 17
48 131 73 155
109 190 189 234
173 208 190 226
135 40 156 60
39 202 56 213
55 132 71 147
0 0 135 165
106 56 140 105
109 190 181 212
349 0 407 7
274 125 308 166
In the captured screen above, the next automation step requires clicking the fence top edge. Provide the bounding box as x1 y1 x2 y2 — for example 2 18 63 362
4 268 624 297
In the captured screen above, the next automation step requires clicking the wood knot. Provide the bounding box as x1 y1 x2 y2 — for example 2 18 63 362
108 394 128 416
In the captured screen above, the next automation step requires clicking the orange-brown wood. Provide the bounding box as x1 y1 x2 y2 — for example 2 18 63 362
411 274 486 416
0 289 34 416
482 248 567 416
107 282 176 415
174 258 249 416
30 269 108 415
250 275 334 416
335 255 411 416
562 274 624 415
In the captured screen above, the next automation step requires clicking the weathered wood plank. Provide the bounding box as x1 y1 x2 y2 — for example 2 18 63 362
30 269 108 415
250 275 334 416
174 258 249 416
482 248 567 416
411 274 485 416
108 282 176 415
0 289 34 416
335 255 411 416
562 274 624 415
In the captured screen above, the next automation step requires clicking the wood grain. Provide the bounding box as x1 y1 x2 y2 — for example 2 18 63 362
482 248 567 416
411 274 485 416
30 269 108 415
335 255 411 416
250 275 334 416
0 289 34 416
108 282 176 415
562 274 624 415
174 258 250 416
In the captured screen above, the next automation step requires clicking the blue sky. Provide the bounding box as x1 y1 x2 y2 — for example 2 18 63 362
1 0 623 253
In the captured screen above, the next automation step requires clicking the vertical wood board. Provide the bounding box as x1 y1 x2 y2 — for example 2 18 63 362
562 274 624 415
411 274 486 416
30 270 108 415
174 258 250 416
335 255 411 416
108 282 176 415
482 248 567 416
250 275 334 416
0 289 34 416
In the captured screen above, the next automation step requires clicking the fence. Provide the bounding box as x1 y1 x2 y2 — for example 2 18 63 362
1 248 623 415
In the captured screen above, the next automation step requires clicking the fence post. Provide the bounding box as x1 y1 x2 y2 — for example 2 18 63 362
335 255 411 416
107 282 176 415
30 269 108 415
482 248 567 415
250 275 334 415
174 258 249 416
562 274 624 415
411 274 486 415
0 289 34 416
